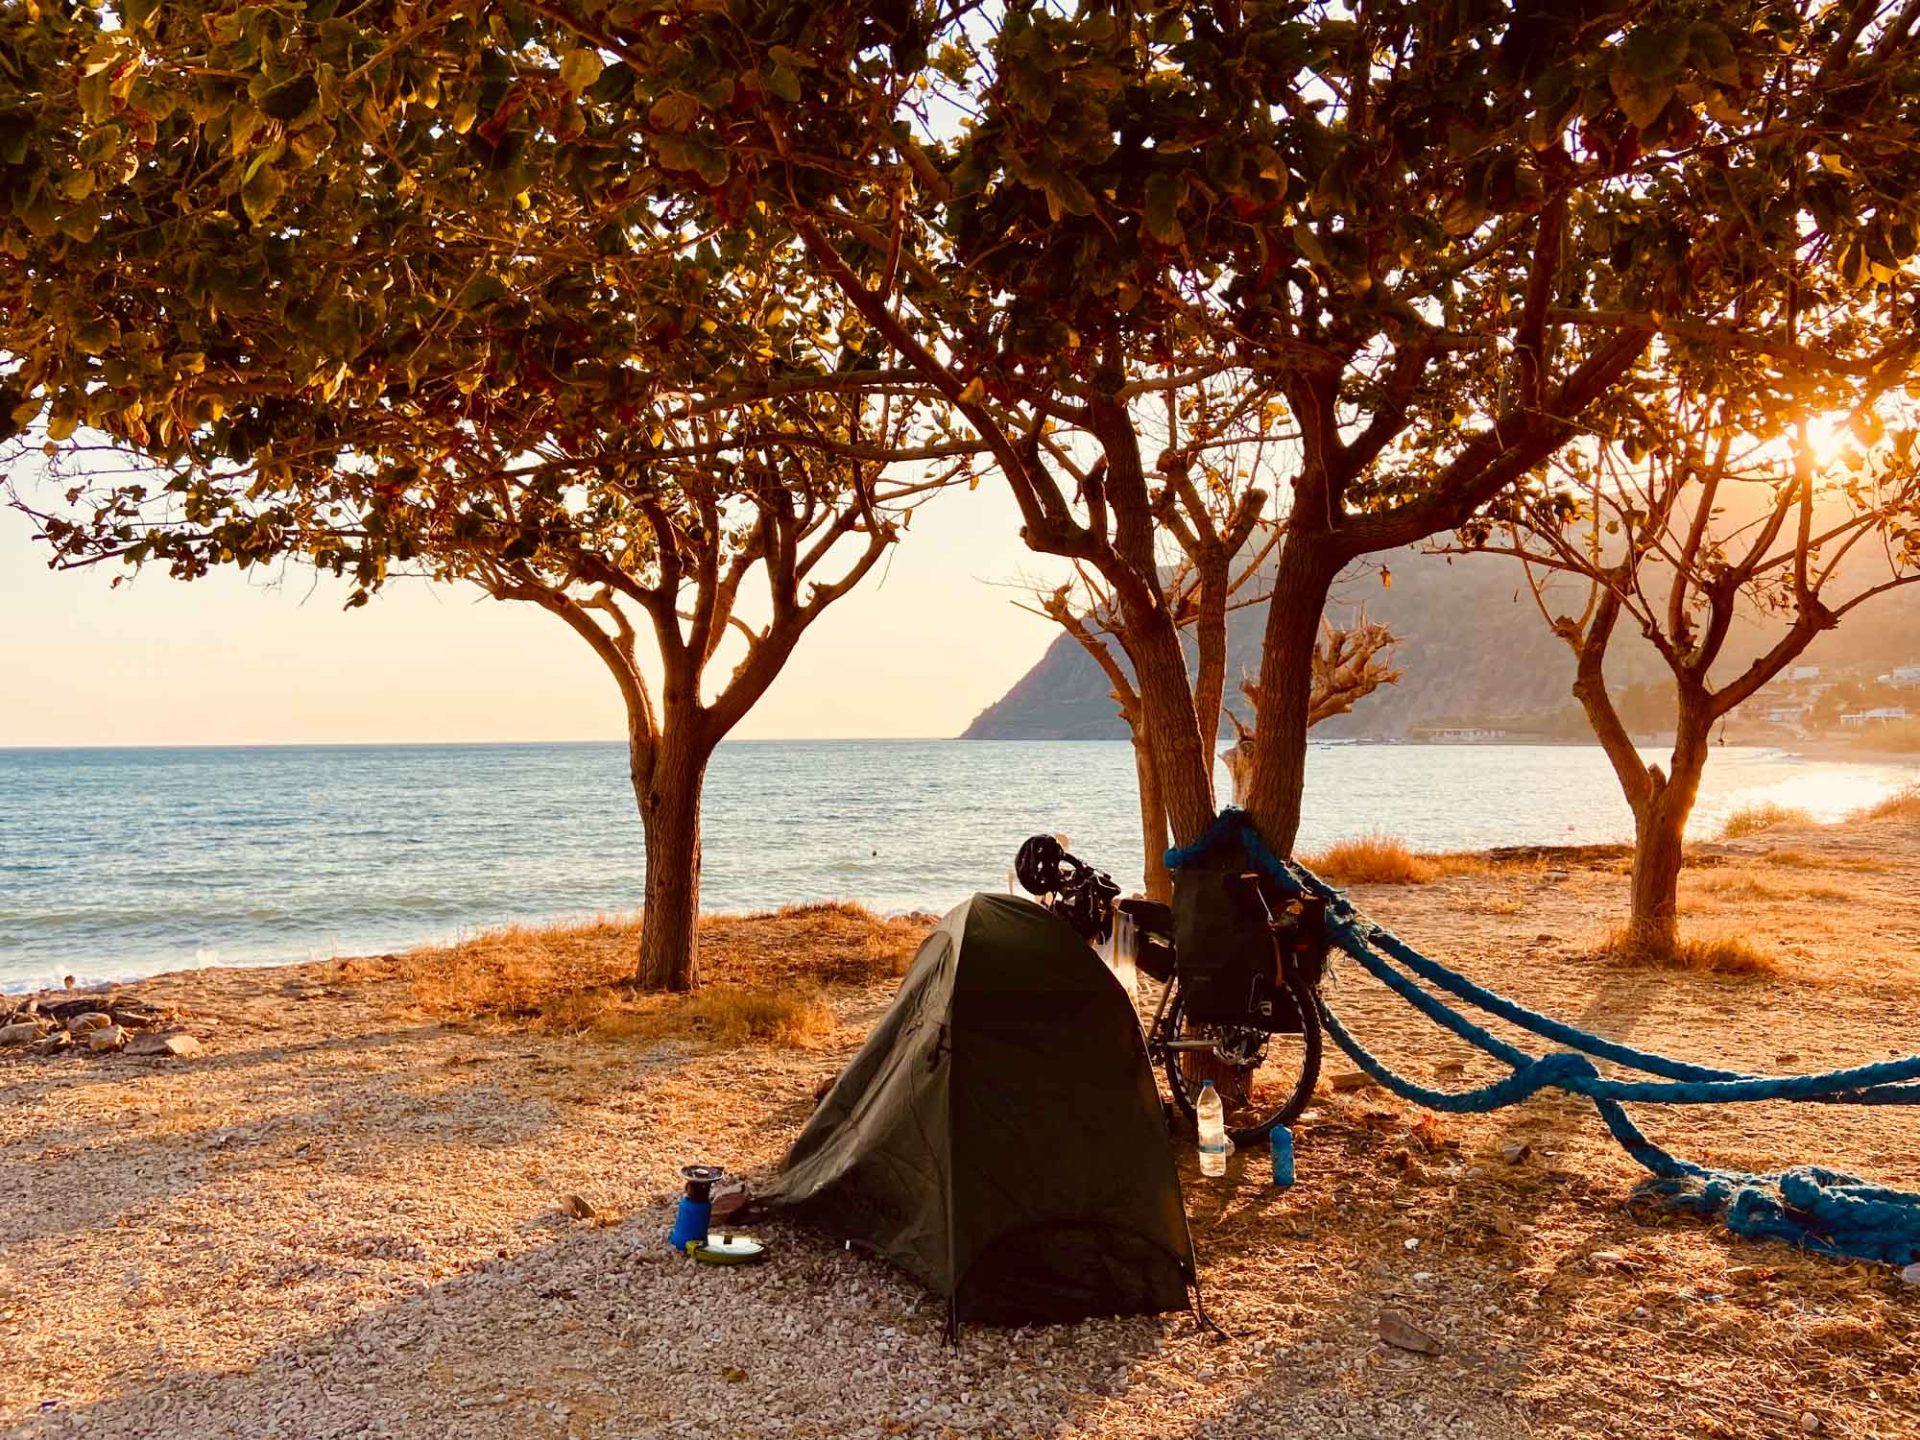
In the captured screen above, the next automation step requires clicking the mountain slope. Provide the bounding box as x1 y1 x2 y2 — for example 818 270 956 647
961 547 1920 740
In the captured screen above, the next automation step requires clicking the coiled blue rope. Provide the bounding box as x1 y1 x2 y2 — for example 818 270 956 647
1165 809 1920 1266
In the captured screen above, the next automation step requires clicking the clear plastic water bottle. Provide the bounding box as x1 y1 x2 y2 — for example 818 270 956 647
1197 1081 1228 1177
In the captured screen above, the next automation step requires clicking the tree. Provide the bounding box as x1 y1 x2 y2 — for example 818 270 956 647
0 2 959 989
1474 379 1920 953
1018 369 1285 897
18 0 1920 884
1220 615 1399 806
542 0 1920 860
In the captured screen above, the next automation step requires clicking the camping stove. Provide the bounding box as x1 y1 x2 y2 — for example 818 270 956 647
668 1164 727 1253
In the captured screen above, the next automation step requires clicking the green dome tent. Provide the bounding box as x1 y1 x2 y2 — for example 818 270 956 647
763 891 1197 1329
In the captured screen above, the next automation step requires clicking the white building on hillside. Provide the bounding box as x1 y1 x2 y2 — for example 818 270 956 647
1841 706 1910 729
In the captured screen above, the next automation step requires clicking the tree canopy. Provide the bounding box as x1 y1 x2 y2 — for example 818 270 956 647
0 0 965 987
8 0 1920 878
1473 366 1920 948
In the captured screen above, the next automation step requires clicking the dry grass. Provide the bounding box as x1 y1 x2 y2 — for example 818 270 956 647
1452 892 1527 916
1304 835 1497 885
1859 783 1920 821
1757 847 1887 872
1689 871 1851 903
1600 926 1783 976
579 984 836 1048
1719 801 1815 839
1308 835 1440 884
1304 834 1440 884
405 902 929 1046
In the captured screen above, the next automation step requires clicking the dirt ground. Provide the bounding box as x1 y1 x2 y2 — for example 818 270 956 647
2 811 1917 1439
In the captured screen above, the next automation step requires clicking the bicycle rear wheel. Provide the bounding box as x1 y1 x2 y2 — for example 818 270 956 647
1160 977 1322 1146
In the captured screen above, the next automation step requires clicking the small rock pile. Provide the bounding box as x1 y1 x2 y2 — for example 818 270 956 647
0 993 201 1059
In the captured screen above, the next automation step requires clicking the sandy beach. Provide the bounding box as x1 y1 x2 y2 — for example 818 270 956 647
3 809 1918 1440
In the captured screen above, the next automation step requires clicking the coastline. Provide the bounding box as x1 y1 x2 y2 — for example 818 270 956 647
7 739 1914 995
5 810 1917 1437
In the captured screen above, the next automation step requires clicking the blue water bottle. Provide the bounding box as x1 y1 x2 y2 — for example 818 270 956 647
669 1165 725 1253
1270 1125 1295 1188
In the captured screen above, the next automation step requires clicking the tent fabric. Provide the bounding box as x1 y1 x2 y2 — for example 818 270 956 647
762 891 1196 1325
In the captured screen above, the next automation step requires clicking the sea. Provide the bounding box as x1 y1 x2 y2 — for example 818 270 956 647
1 740 1912 991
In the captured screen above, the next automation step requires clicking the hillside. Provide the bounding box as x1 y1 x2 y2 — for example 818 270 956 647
960 547 1920 740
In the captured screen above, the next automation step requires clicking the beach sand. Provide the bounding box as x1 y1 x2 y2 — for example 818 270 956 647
3 810 1917 1439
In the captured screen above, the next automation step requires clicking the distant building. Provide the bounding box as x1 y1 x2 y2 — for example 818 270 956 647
1785 664 1822 682
1841 706 1910 728
1765 704 1810 725
1884 665 1920 688
1420 726 1506 743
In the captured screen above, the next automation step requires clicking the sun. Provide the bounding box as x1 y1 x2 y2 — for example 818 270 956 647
1801 413 1851 467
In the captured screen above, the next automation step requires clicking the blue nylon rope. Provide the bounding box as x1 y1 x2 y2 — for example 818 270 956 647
1165 809 1920 1266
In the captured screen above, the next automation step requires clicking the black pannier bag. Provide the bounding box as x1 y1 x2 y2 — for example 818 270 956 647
1170 848 1323 1030
1171 861 1280 1026
1116 897 1176 983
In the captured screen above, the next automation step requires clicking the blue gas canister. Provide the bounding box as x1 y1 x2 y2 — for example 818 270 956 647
1270 1125 1296 1188
669 1165 725 1253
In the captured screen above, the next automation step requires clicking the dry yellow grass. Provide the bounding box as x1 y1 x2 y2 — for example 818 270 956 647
406 902 929 1046
1719 801 1815 839
1600 926 1782 976
1758 846 1887 872
1451 892 1526 916
1689 871 1851 903
580 984 837 1048
1303 834 1439 884
1303 835 1497 885
1860 783 1920 821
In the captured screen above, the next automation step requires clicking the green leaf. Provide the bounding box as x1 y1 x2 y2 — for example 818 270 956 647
765 65 802 104
1609 66 1673 130
649 92 702 132
559 48 604 95
240 162 287 224
1610 23 1688 130
258 73 318 123
1687 23 1740 85
1291 221 1329 265
0 113 31 166
1144 172 1185 246
657 133 728 187
457 274 511 308
1039 165 1096 219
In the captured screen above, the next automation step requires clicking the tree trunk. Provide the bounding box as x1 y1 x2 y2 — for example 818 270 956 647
1241 534 1342 854
1191 556 1231 751
634 728 713 991
1126 602 1218 844
1625 718 1709 955
1132 730 1172 901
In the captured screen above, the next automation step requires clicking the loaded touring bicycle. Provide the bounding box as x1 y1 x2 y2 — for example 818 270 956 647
1013 832 1326 1145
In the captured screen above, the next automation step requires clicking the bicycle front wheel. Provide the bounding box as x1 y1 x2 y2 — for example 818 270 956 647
1161 976 1322 1146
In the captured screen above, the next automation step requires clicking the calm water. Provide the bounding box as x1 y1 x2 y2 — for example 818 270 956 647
1 740 1912 990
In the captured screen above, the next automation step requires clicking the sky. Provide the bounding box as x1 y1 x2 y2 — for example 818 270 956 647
0 472 1073 747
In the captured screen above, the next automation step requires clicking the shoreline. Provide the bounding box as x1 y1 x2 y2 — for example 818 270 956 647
4 810 1917 1437
8 769 1916 997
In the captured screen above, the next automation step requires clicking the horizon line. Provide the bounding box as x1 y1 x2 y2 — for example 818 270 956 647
0 735 997 751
